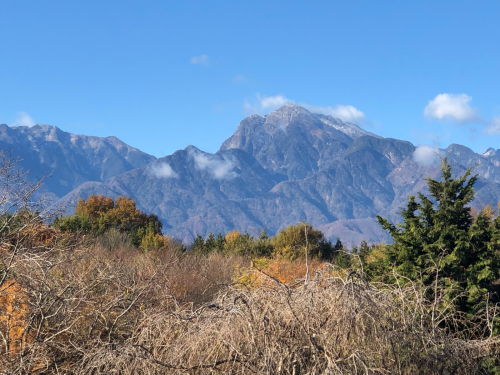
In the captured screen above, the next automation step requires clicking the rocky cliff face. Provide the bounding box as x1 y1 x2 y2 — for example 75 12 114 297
5 105 500 247
482 148 500 167
219 104 377 180
0 124 156 198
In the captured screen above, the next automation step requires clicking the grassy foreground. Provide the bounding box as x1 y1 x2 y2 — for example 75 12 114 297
2 238 500 374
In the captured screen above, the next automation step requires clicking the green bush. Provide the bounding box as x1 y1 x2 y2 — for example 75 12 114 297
271 222 337 260
376 158 500 325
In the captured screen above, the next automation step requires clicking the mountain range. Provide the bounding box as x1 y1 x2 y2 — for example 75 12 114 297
0 123 156 199
3 104 500 247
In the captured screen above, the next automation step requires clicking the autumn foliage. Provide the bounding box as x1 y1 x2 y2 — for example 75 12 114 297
234 257 328 287
0 281 29 359
53 195 164 248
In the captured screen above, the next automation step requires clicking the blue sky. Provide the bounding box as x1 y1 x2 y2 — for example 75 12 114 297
1 0 499 157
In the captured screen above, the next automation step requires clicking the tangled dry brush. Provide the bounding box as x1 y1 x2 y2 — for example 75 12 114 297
74 267 499 375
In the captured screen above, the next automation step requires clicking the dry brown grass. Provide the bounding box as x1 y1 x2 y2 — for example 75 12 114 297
0 240 247 374
2 234 499 374
2 240 499 374
153 247 247 305
76 268 500 375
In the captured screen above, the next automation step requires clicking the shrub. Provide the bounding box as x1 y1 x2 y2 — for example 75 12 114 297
223 229 273 257
53 195 163 247
139 231 165 251
93 227 135 251
271 222 336 260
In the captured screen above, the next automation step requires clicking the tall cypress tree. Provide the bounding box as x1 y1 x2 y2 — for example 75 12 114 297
377 158 500 315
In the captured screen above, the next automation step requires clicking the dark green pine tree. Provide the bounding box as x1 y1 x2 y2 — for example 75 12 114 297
332 238 350 269
359 240 371 261
192 234 205 253
204 232 216 254
377 158 500 315
254 229 273 257
215 231 225 252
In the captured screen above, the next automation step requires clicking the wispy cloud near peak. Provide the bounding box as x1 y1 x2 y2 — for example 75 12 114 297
244 94 292 114
150 162 178 178
413 145 441 167
243 93 366 125
301 104 365 124
12 112 35 127
189 149 237 180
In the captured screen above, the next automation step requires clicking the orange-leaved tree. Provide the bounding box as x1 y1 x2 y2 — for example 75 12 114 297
53 195 163 247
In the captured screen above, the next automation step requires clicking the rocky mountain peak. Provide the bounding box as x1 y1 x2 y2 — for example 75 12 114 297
446 143 475 155
184 145 201 153
315 114 379 140
28 124 61 134
266 103 311 117
483 147 496 157
260 104 376 140
263 104 312 133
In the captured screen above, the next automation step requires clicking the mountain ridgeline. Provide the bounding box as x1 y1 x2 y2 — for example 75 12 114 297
3 104 500 246
0 124 156 198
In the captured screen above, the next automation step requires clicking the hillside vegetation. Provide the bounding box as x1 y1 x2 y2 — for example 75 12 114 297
1 150 500 374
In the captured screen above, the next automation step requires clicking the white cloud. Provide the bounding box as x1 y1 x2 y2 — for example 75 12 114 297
301 104 365 124
150 163 178 178
413 145 441 166
244 94 293 114
12 112 35 127
424 93 479 123
259 94 290 110
212 159 235 179
190 55 208 65
485 116 500 135
243 94 366 124
191 151 236 179
192 152 211 169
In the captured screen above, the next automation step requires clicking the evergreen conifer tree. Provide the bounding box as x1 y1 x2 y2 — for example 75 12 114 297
215 231 225 252
192 234 205 253
377 158 500 316
204 232 216 254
